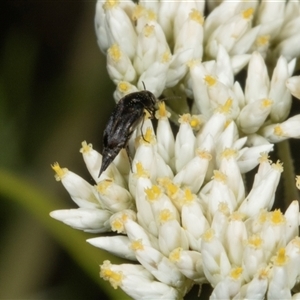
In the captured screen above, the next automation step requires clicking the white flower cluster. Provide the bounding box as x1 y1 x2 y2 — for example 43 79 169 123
50 0 300 299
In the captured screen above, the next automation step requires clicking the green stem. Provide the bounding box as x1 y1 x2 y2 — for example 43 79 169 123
277 140 299 208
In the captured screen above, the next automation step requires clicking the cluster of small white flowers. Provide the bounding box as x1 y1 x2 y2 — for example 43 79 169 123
50 0 300 299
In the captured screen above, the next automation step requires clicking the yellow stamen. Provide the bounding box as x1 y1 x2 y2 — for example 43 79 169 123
204 75 216 87
259 153 271 164
100 260 123 289
132 4 145 21
261 98 273 108
118 81 130 93
139 127 155 144
143 24 154 37
203 228 214 242
159 209 174 223
178 113 191 124
103 0 119 10
256 35 270 47
218 98 233 114
108 44 122 62
190 115 202 130
145 185 161 201
230 267 243 280
97 179 113 194
183 188 195 204
270 209 285 225
248 235 263 249
155 101 170 119
221 148 237 159
169 247 182 262
230 211 245 221
80 141 93 154
242 7 254 19
135 162 149 178
274 125 284 136
196 149 212 160
131 239 144 251
272 160 283 173
218 202 230 215
161 50 172 63
51 162 68 181
212 170 227 183
273 248 289 266
189 9 204 25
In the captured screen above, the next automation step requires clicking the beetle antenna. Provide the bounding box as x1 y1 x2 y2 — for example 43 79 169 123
142 81 146 90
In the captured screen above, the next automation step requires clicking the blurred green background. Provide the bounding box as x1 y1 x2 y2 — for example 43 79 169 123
0 1 124 299
1 1 300 300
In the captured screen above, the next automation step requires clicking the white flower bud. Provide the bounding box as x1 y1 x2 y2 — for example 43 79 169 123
96 179 134 212
158 217 189 257
237 98 273 134
106 44 137 83
233 268 268 300
286 76 300 99
51 162 100 209
245 51 269 104
175 114 196 172
169 248 206 284
269 56 291 122
202 229 232 288
100 260 180 300
50 208 111 233
131 241 186 289
267 248 291 299
284 200 299 244
261 115 300 143
87 235 137 261
103 0 137 60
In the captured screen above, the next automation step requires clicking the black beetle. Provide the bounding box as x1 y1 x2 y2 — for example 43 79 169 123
99 89 157 177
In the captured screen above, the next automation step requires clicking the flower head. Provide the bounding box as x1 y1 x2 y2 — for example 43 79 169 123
51 0 300 299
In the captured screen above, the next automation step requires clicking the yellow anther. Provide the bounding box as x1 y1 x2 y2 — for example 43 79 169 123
189 9 204 25
108 44 122 62
161 50 172 63
259 153 271 164
183 188 194 204
169 247 182 262
132 4 145 21
272 160 283 173
273 248 289 266
80 141 93 154
230 267 243 280
230 211 245 221
256 35 270 47
261 98 273 108
131 239 144 251
218 98 233 114
248 235 263 249
155 101 170 119
221 148 237 159
51 162 68 181
135 162 149 178
143 24 154 37
97 179 113 194
196 149 212 160
218 202 230 215
159 209 173 223
204 75 216 87
242 7 254 19
270 209 285 224
212 170 227 183
178 113 191 124
100 260 123 289
203 228 214 242
103 0 119 10
118 81 130 93
145 185 161 201
190 115 202 130
274 125 284 136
